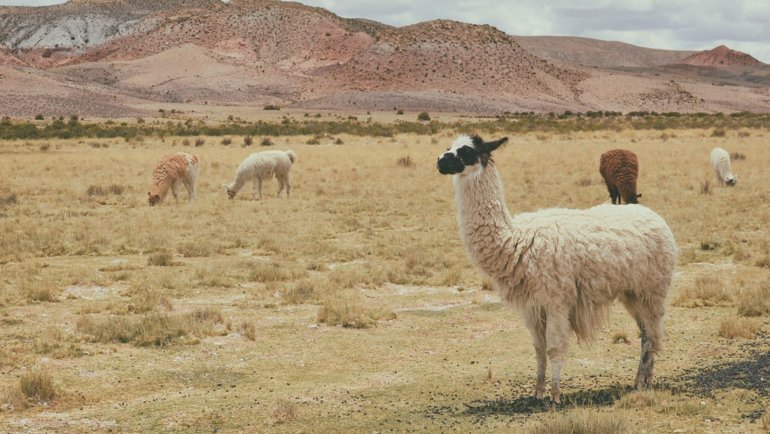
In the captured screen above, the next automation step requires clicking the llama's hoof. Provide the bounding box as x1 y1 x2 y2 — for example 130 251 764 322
533 390 544 400
550 394 561 405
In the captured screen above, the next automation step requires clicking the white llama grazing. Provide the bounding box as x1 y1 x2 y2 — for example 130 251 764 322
710 147 736 186
148 152 199 206
437 135 677 404
224 150 296 200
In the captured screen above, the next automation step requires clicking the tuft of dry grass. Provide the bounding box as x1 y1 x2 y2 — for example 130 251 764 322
611 331 629 344
34 328 84 359
4 371 58 410
673 275 732 307
762 411 770 431
271 399 298 425
699 179 712 195
736 285 770 317
526 408 628 434
22 279 59 303
718 317 761 339
396 155 415 167
615 390 706 416
0 192 18 206
76 307 225 347
177 241 214 258
317 292 396 329
147 252 175 266
731 150 747 159
240 321 256 340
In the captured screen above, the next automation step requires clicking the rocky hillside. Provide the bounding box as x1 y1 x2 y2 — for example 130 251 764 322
0 0 768 116
515 36 693 68
678 45 762 68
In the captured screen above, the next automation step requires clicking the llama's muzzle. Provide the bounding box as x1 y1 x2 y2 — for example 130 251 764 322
437 153 464 175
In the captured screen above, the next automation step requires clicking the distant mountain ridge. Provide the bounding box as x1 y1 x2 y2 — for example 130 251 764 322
678 45 762 68
0 0 768 116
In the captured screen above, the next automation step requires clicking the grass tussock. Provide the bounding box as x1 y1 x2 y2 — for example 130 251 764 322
718 317 761 339
241 321 256 340
147 252 175 267
396 155 415 168
673 275 732 307
34 328 84 359
317 292 396 329
271 399 298 425
128 286 173 314
699 179 712 195
76 307 225 346
4 371 58 410
611 331 629 344
730 151 747 159
736 285 770 317
22 279 59 303
0 192 18 207
615 390 706 416
86 184 125 197
249 262 307 283
526 408 628 434
177 241 214 258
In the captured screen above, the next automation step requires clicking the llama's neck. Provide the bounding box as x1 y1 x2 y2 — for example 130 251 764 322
454 163 525 278
227 175 247 194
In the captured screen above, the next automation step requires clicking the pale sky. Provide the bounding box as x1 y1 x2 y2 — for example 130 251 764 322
3 0 769 63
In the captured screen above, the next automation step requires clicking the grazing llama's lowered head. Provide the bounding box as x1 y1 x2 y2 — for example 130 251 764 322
437 135 509 177
148 191 162 206
222 184 236 199
726 175 737 186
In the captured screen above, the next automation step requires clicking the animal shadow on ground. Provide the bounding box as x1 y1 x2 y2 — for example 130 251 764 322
462 383 634 418
454 344 770 421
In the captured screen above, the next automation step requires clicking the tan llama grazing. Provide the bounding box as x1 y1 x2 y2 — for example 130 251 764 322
599 149 640 204
438 135 677 404
148 152 199 206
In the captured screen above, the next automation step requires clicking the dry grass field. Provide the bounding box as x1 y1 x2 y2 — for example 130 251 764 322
1 127 770 433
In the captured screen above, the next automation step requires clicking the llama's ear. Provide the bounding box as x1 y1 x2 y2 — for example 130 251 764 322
637 193 643 198
147 191 151 196
483 137 508 153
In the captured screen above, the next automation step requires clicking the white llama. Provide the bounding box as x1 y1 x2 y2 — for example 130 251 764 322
437 135 677 404
710 147 737 186
224 150 296 200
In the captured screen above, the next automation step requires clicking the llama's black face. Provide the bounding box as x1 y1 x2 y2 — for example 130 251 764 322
627 193 641 204
437 135 508 176
726 177 737 186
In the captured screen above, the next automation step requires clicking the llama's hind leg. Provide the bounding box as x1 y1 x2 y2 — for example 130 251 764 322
619 292 664 389
182 176 196 203
524 308 547 399
276 176 285 197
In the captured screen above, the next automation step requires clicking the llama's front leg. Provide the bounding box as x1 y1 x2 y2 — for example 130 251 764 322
525 308 547 399
545 310 570 404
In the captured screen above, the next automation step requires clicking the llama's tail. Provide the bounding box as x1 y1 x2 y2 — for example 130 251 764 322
286 150 296 164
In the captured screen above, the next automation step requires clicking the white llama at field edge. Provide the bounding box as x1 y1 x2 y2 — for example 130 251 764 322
437 135 677 404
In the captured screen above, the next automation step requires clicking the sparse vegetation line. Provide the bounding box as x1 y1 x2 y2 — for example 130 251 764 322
2 112 770 140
